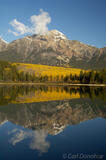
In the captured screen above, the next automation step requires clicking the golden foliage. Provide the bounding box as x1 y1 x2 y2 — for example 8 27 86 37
13 63 84 79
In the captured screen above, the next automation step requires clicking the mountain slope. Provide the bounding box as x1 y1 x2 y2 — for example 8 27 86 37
0 30 106 69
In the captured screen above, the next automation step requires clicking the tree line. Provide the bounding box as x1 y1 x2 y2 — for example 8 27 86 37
64 69 106 84
0 60 106 84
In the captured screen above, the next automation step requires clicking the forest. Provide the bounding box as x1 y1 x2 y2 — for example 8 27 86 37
0 60 106 84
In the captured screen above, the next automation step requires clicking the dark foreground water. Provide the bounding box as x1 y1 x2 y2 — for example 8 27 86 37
0 85 106 160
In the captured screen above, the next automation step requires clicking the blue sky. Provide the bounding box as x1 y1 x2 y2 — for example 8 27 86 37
0 0 106 48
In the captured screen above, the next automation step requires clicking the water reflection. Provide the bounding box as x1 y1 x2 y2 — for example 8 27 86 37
0 85 106 160
9 128 50 153
0 86 106 135
0 85 106 105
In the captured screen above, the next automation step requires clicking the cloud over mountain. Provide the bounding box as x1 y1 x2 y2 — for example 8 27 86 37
8 9 51 36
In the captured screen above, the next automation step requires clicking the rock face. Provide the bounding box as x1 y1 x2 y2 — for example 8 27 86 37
0 30 106 69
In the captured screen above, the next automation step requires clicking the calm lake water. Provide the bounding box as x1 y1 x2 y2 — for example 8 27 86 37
0 85 106 160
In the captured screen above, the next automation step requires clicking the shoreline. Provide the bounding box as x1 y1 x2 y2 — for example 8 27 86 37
0 82 106 87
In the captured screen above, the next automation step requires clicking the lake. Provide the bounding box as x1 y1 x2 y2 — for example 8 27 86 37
0 85 106 160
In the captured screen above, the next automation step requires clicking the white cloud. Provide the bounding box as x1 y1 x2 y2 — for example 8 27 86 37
9 9 51 36
30 9 51 35
9 19 29 36
8 29 22 36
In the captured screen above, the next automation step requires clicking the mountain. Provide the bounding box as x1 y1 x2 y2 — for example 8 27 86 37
0 30 106 69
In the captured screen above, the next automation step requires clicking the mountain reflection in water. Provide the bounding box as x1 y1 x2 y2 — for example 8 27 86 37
0 85 106 160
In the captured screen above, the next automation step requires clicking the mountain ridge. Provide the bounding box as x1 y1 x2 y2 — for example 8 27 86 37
0 30 106 69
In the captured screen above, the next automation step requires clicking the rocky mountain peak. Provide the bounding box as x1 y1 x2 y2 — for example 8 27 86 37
24 30 67 42
47 30 67 40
